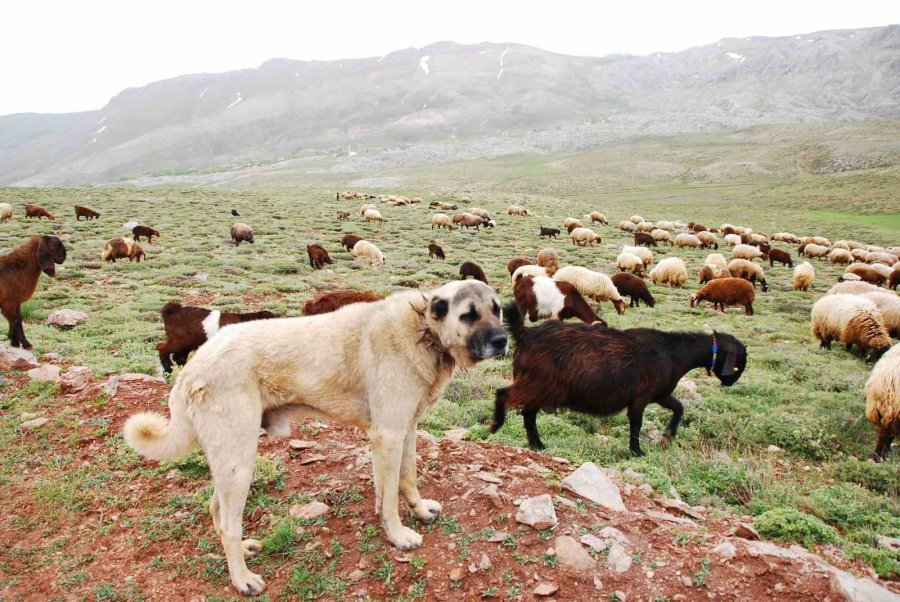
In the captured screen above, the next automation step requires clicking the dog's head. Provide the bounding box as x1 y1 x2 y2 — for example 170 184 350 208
426 280 507 368
37 235 67 276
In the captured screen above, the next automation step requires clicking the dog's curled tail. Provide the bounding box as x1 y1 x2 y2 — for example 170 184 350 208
123 410 197 461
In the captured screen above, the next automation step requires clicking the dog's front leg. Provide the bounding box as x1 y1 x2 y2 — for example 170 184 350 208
400 426 442 523
370 428 423 550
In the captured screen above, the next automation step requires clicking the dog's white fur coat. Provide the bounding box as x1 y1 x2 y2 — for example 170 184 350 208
124 281 504 595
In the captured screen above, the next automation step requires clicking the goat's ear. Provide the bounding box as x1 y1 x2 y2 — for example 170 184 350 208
430 297 449 320
37 237 56 271
721 341 737 374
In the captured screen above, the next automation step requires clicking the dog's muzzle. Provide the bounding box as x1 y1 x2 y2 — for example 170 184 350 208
470 329 508 360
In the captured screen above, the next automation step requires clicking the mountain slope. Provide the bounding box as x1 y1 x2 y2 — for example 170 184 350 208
1 25 898 185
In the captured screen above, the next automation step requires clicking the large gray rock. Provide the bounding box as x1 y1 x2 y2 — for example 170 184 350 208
0 346 39 371
60 366 92 393
561 462 626 512
47 309 88 329
554 535 596 573
515 494 557 530
288 501 330 520
19 416 49 430
607 541 633 574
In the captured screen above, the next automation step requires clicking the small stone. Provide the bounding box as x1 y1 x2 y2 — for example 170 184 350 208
416 430 439 445
289 501 330 519
711 540 737 560
118 373 165 384
533 582 559 597
767 445 782 453
554 535 596 573
479 553 491 570
681 575 694 587
607 542 633 574
734 523 760 540
20 412 39 420
658 497 705 521
876 535 900 551
60 366 92 393
104 375 120 397
622 468 644 484
561 462 626 512
299 454 326 465
473 471 502 484
194 272 209 282
515 494 558 530
614 591 627 601
449 567 465 581
487 531 508 543
580 534 607 552
42 352 63 362
482 484 511 508
444 428 468 441
47 309 88 329
289 440 315 450
26 364 61 383
0 346 39 371
19 417 49 430
593 575 603 590
165 469 181 480
646 511 698 527
468 563 477 574
638 483 654 495
348 569 364 581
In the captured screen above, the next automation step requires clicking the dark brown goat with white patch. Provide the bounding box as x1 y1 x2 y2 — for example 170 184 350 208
0 236 67 348
302 289 385 316
459 261 488 284
514 275 606 326
489 302 747 454
306 244 333 269
156 303 277 373
611 272 655 307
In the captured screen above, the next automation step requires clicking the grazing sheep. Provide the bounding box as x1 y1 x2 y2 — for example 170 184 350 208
438 202 458 211
861 292 900 336
634 232 657 247
611 272 654 308
867 251 898 266
469 208 491 220
616 252 646 277
772 232 801 244
691 223 709 233
512 264 548 284
748 233 768 246
690 278 755 315
674 233 702 249
564 217 583 230
705 253 727 269
621 245 653 267
565 222 583 234
231 223 254 245
846 263 888 286
891 269 899 290
801 243 829 260
428 243 446 260
101 237 145 262
507 205 531 217
655 220 675 231
637 221 655 233
460 213 487 230
829 281 888 296
698 264 731 284
536 248 560 276
0 236 67 348
851 248 869 261
697 231 718 250
133 225 160 243
732 244 765 261
831 240 851 250
0 203 13 222
723 234 742 247
727 259 768 292
618 220 637 232
363 209 383 223
360 203 377 216
341 234 364 252
490 302 746 453
651 229 672 246
431 214 454 231
811 294 891 360
811 236 832 247
302 289 384 316
337 211 350 221
514 275 605 325
649 257 688 288
156 303 277 373
24 203 54 220
768 248 793 268
351 240 385 266
553 265 627 314
793 262 816 291
570 227 600 247
507 257 534 276
74 205 100 220
629 215 644 224
588 211 608 225
865 344 900 461
306 244 333 270
460 261 488 283
828 248 853 265
539 226 560 239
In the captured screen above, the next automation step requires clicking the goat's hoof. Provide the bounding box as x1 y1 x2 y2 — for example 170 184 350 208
487 423 499 434
529 442 546 451
630 449 646 457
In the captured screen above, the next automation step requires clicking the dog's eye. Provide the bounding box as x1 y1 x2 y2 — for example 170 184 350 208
461 308 480 323
492 301 500 316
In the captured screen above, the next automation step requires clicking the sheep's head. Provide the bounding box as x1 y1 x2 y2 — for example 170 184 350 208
37 236 67 276
712 333 746 387
612 298 627 314
425 280 506 368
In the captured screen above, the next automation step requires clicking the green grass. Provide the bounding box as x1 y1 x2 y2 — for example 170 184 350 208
808 211 900 232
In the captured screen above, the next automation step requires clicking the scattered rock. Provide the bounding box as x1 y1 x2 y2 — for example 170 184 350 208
876 535 900 551
104 375 119 397
473 471 502 484
118 373 165 384
416 430 438 445
681 574 694 587
533 582 559 597
449 567 465 581
482 484 511 508
194 272 209 282
289 501 330 519
554 535 597 573
20 412 39 421
515 494 558 530
711 540 737 560
767 444 782 453
561 462 626 512
60 366 92 393
348 568 364 582
579 534 607 552
0 346 39 371
734 523 760 540
165 469 181 480
487 531 508 543
613 591 627 601
478 553 491 571
443 428 468 441
607 542 633 573
42 352 63 362
597 526 630 545
19 417 49 430
646 511 698 528
676 378 701 404
554 495 578 510
622 468 644 484
299 454 326 465
289 440 315 450
638 483 654 495
47 309 88 329
658 497 705 521
26 364 60 383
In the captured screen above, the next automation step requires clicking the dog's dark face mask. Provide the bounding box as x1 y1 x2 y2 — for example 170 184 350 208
712 335 747 387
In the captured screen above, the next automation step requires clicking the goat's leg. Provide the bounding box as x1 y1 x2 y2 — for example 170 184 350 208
14 308 30 350
488 387 509 434
872 426 894 462
3 308 18 347
627 402 648 456
523 408 545 450
173 352 190 366
656 394 685 444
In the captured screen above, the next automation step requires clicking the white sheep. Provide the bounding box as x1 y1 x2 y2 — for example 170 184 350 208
705 253 727 269
803 243 829 260
651 229 672 246
697 231 719 249
649 257 688 288
865 343 900 461
564 217 583 230
512 264 548 284
553 265 627 313
629 214 644 225
831 240 851 251
570 227 600 247
655 220 675 232
469 208 491 220
637 221 655 233
811 294 891 359
618 220 637 232
0 203 12 222
811 236 832 247
866 245 885 253
363 208 383 223
772 232 801 243
867 251 898 266
616 252 646 276
749 233 768 245
793 262 815 291
827 281 882 295
351 240 385 266
431 213 454 230
507 205 531 217
723 234 742 247
587 211 608 225
360 203 377 216
862 292 900 338
621 245 653 267
674 233 701 249
828 248 853 265
732 244 764 261
851 248 869 261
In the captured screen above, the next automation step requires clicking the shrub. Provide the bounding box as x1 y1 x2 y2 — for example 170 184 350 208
755 507 839 547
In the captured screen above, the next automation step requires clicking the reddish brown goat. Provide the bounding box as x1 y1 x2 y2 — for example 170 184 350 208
459 261 488 284
633 232 657 247
428 243 446 260
132 225 160 243
306 244 333 270
156 303 276 373
74 205 100 220
611 272 655 307
341 234 364 252
514 275 606 325
691 223 708 232
0 236 67 348
24 204 55 220
768 248 793 268
302 289 384 316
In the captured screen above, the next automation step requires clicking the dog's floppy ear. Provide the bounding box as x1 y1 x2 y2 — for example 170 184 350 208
430 297 449 320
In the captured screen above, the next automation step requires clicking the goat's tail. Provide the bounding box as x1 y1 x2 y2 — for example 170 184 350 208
123 379 197 461
503 301 526 345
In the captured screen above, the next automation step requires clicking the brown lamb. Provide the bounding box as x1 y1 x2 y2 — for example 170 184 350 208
306 244 333 270
768 248 793 267
428 243 446 260
132 225 160 243
24 204 55 220
611 272 655 307
341 234 364 252
459 261 488 284
74 205 100 220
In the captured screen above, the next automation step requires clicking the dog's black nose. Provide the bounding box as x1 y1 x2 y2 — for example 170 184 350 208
490 333 508 349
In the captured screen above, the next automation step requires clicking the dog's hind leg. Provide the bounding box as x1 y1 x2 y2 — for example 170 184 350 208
400 427 442 523
370 428 423 551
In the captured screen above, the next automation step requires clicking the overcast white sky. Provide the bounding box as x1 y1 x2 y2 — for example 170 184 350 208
2 0 896 115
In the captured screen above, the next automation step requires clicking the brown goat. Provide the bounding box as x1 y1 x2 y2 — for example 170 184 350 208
132 225 160 243
302 289 384 316
24 204 55 220
691 223 708 232
890 269 899 290
690 278 755 315
428 243 446 260
0 236 67 348
514 275 605 326
698 265 731 284
634 232 657 247
611 272 655 308
74 205 100 220
341 234 364 252
156 303 277 372
231 223 254 245
507 257 533 276
768 248 793 268
459 261 488 284
306 244 333 270
539 227 560 239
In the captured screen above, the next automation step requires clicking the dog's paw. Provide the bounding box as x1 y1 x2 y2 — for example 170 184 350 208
411 499 442 523
232 570 266 596
387 525 423 551
242 538 262 559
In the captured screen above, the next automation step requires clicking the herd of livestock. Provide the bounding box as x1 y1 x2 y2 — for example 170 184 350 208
0 193 898 461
